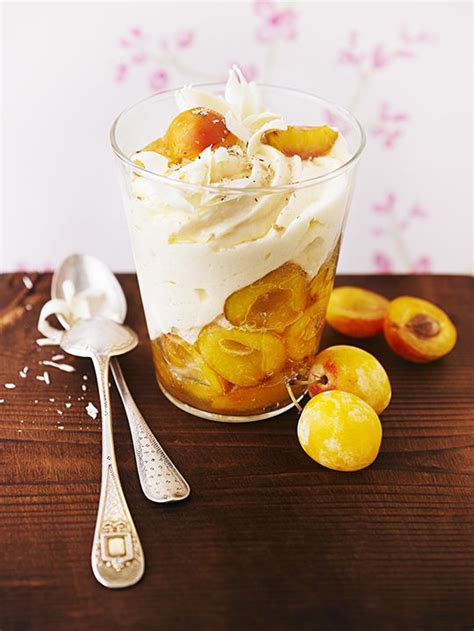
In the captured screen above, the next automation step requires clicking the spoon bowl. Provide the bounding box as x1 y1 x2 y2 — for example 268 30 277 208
52 254 127 327
60 318 138 359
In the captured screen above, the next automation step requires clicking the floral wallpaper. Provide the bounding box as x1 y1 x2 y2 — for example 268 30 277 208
2 1 472 274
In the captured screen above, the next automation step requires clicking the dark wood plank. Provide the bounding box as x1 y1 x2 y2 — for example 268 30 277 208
0 273 472 631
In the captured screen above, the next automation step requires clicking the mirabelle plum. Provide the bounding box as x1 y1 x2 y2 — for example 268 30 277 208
164 107 238 162
326 286 389 338
198 324 286 386
263 125 338 159
308 345 391 414
297 391 382 472
224 263 309 332
284 302 325 362
152 334 225 402
383 296 457 363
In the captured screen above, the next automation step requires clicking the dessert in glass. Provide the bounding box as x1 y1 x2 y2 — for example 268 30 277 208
111 68 365 422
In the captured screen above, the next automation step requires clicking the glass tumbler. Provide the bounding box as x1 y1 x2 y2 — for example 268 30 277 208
111 84 365 422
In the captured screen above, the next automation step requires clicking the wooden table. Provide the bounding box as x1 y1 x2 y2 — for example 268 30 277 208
1 273 472 630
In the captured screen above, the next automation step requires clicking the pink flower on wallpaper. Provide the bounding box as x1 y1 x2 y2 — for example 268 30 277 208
115 25 198 90
130 26 143 39
115 63 128 83
371 43 390 69
131 52 147 65
324 109 351 136
149 68 169 91
400 27 437 46
176 30 194 48
371 227 385 236
337 29 365 66
371 193 432 273
409 204 428 219
411 256 432 273
373 252 393 274
254 0 298 43
371 102 408 149
373 192 396 215
338 27 436 72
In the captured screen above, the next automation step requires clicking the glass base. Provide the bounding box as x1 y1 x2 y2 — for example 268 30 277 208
159 383 307 423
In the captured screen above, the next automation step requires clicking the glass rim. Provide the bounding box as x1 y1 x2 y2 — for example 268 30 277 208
110 81 366 194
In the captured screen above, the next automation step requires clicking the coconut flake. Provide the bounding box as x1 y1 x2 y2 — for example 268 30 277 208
36 371 51 384
22 275 33 290
4 383 16 389
42 360 76 373
52 354 65 361
19 367 29 378
85 402 99 420
65 402 72 409
36 338 57 347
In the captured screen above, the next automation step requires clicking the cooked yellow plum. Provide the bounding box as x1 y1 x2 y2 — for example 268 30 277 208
284 302 325 362
141 137 169 156
198 324 286 386
165 107 238 162
309 246 339 306
224 262 309 332
153 334 225 402
263 125 338 159
212 371 304 414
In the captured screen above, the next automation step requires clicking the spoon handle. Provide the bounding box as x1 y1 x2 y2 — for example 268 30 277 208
111 358 190 503
91 354 144 589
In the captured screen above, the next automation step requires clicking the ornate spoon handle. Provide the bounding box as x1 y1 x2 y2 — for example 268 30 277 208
92 355 144 588
111 358 191 503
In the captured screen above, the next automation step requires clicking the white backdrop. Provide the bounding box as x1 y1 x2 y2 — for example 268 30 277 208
2 1 472 273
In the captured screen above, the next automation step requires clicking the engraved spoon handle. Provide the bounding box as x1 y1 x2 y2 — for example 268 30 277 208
111 358 190 503
91 354 144 589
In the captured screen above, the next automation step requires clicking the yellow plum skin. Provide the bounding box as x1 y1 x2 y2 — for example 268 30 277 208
297 391 383 472
308 345 391 414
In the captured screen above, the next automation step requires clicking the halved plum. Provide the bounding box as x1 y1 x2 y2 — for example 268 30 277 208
212 372 305 414
263 125 338 159
154 333 225 402
165 107 237 162
198 324 286 386
224 262 309 332
284 302 325 362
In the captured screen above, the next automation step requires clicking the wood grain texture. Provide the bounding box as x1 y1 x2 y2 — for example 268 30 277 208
0 273 473 631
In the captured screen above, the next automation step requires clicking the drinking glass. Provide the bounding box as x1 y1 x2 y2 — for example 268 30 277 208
111 84 365 422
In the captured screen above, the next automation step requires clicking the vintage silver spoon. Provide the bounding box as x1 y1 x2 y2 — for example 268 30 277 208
51 254 190 503
60 318 144 588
